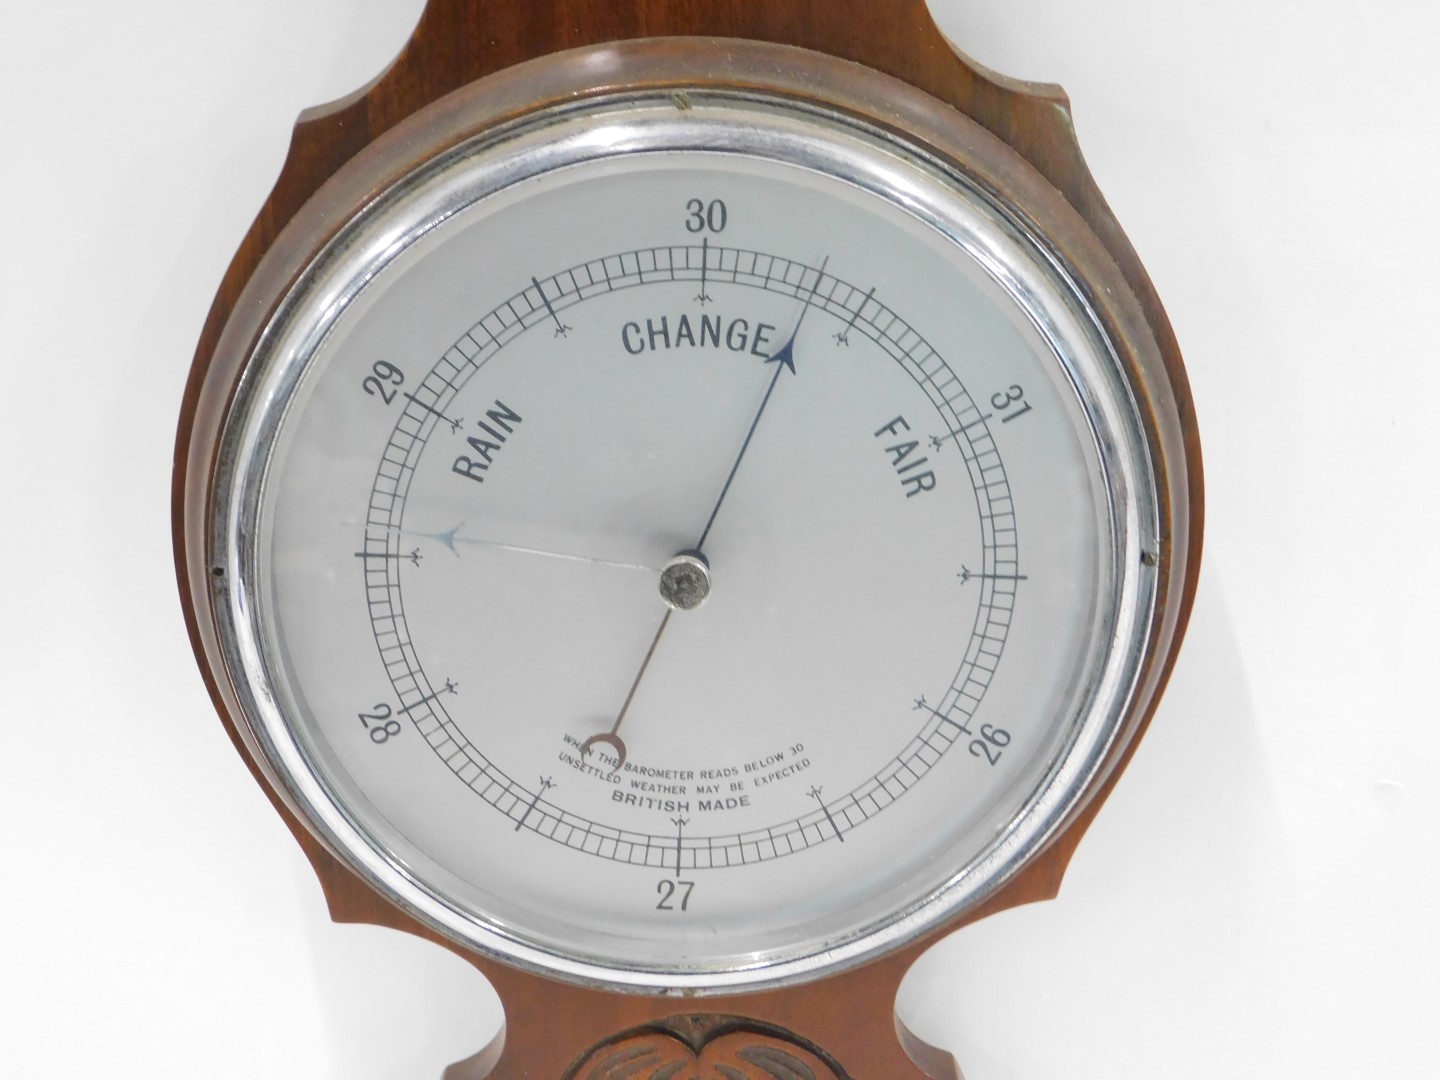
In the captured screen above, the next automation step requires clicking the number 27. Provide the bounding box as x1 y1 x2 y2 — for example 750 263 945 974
656 879 696 911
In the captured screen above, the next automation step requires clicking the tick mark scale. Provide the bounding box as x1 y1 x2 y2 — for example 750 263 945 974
179 37 1197 1056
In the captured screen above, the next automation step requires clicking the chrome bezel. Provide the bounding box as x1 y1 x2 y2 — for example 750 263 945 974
207 44 1162 994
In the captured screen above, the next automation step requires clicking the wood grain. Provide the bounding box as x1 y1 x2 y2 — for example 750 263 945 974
172 2 1203 1077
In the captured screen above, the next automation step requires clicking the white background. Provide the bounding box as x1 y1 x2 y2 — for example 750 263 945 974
2 1 1436 1076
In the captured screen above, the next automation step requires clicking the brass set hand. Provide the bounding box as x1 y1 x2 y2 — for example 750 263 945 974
581 259 830 769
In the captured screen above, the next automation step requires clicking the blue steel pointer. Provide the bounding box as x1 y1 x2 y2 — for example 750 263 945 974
694 256 829 550
582 256 831 770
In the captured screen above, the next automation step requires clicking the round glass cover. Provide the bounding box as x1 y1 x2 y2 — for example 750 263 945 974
215 89 1157 991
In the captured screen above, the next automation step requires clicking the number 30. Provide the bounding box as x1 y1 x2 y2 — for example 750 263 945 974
685 198 727 233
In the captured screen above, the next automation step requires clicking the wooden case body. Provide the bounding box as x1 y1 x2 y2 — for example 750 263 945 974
173 3 1203 1076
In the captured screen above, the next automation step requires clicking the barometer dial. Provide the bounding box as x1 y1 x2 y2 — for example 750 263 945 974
189 54 1186 997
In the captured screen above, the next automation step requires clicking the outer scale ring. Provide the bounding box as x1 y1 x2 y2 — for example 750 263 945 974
358 239 1023 867
185 39 1188 994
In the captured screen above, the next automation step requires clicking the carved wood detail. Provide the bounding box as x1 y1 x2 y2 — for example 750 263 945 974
172 3 1204 1078
563 1015 851 1080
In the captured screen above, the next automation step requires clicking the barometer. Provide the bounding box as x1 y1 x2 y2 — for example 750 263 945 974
175 2 1201 1076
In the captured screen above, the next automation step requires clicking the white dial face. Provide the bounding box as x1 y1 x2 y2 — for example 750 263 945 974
224 96 1154 990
